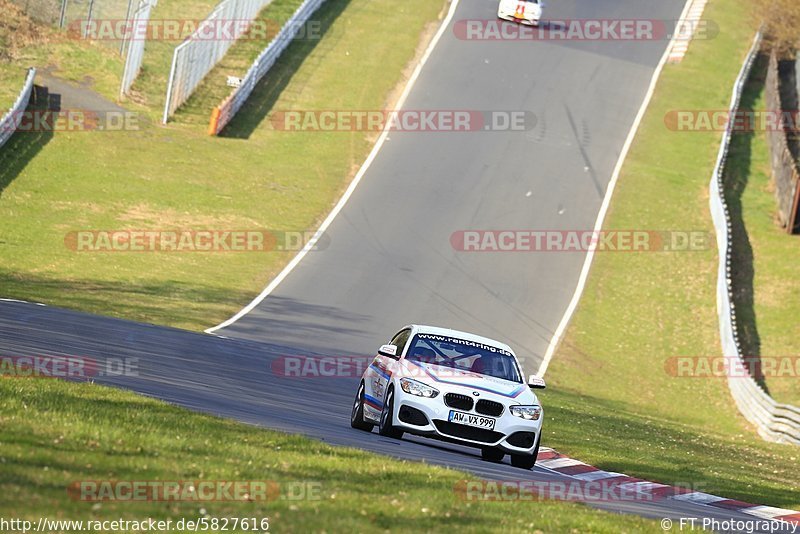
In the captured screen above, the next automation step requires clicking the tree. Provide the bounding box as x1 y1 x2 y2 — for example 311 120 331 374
755 0 800 56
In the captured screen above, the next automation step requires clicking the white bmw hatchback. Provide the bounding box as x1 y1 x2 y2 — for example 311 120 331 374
350 325 546 469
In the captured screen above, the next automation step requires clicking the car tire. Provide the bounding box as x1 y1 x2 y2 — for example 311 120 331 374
350 382 374 431
510 436 540 470
378 387 404 439
481 447 505 463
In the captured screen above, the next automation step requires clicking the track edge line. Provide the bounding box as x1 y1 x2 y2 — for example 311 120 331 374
535 0 695 376
205 0 462 335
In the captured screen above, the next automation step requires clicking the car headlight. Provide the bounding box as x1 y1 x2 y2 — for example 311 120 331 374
399 378 439 398
510 405 542 420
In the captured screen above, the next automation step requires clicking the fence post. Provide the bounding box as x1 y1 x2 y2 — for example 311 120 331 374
120 0 135 56
83 0 96 38
59 0 68 27
796 51 800 102
163 45 181 124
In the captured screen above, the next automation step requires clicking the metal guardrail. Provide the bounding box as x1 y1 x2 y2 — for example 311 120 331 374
709 33 800 445
119 0 154 97
0 68 37 150
162 0 272 123
208 0 325 135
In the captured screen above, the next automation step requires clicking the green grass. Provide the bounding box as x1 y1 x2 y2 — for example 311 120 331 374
0 64 29 112
1 0 223 110
0 378 659 533
723 55 800 406
541 0 800 511
0 0 56 110
0 0 445 331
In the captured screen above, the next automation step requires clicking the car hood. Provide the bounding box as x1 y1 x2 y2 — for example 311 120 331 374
399 360 532 401
501 0 541 7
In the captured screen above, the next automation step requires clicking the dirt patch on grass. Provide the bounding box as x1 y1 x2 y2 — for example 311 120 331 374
0 0 49 63
120 203 262 228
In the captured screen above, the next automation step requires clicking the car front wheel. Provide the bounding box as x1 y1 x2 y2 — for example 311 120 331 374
481 447 505 462
378 387 404 439
510 436 540 469
350 382 374 431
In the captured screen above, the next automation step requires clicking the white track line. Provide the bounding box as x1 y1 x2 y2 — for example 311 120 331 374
0 298 46 306
205 0 462 334
535 0 695 376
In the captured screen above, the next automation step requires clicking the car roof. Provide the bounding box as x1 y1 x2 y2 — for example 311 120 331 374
404 324 516 355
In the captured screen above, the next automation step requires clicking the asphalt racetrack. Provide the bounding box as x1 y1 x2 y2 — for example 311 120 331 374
216 0 685 371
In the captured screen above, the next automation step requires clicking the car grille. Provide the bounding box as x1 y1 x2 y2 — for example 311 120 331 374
433 420 504 444
444 393 474 411
475 399 504 416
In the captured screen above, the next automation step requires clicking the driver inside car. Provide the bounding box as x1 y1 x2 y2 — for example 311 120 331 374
410 346 437 364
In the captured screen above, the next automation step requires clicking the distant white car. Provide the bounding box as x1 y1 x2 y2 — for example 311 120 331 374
497 0 544 26
350 324 546 469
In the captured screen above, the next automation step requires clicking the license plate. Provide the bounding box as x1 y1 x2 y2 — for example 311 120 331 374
448 410 496 430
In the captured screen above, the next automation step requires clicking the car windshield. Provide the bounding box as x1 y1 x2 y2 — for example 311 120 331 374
405 333 522 383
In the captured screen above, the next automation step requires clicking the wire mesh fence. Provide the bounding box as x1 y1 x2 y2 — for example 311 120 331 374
208 0 325 135
162 0 272 123
765 50 800 233
9 0 64 26
12 0 138 53
119 0 154 97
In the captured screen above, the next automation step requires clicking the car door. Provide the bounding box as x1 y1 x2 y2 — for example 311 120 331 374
363 328 412 414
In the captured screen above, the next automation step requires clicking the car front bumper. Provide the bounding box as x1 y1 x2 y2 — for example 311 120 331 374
392 387 542 455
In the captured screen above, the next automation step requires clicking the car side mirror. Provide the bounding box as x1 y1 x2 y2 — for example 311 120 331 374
378 344 399 358
528 374 546 389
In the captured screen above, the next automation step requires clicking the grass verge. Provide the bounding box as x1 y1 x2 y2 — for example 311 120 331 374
175 0 307 125
0 0 445 331
0 65 28 114
0 378 658 533
723 54 800 406
542 0 800 510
